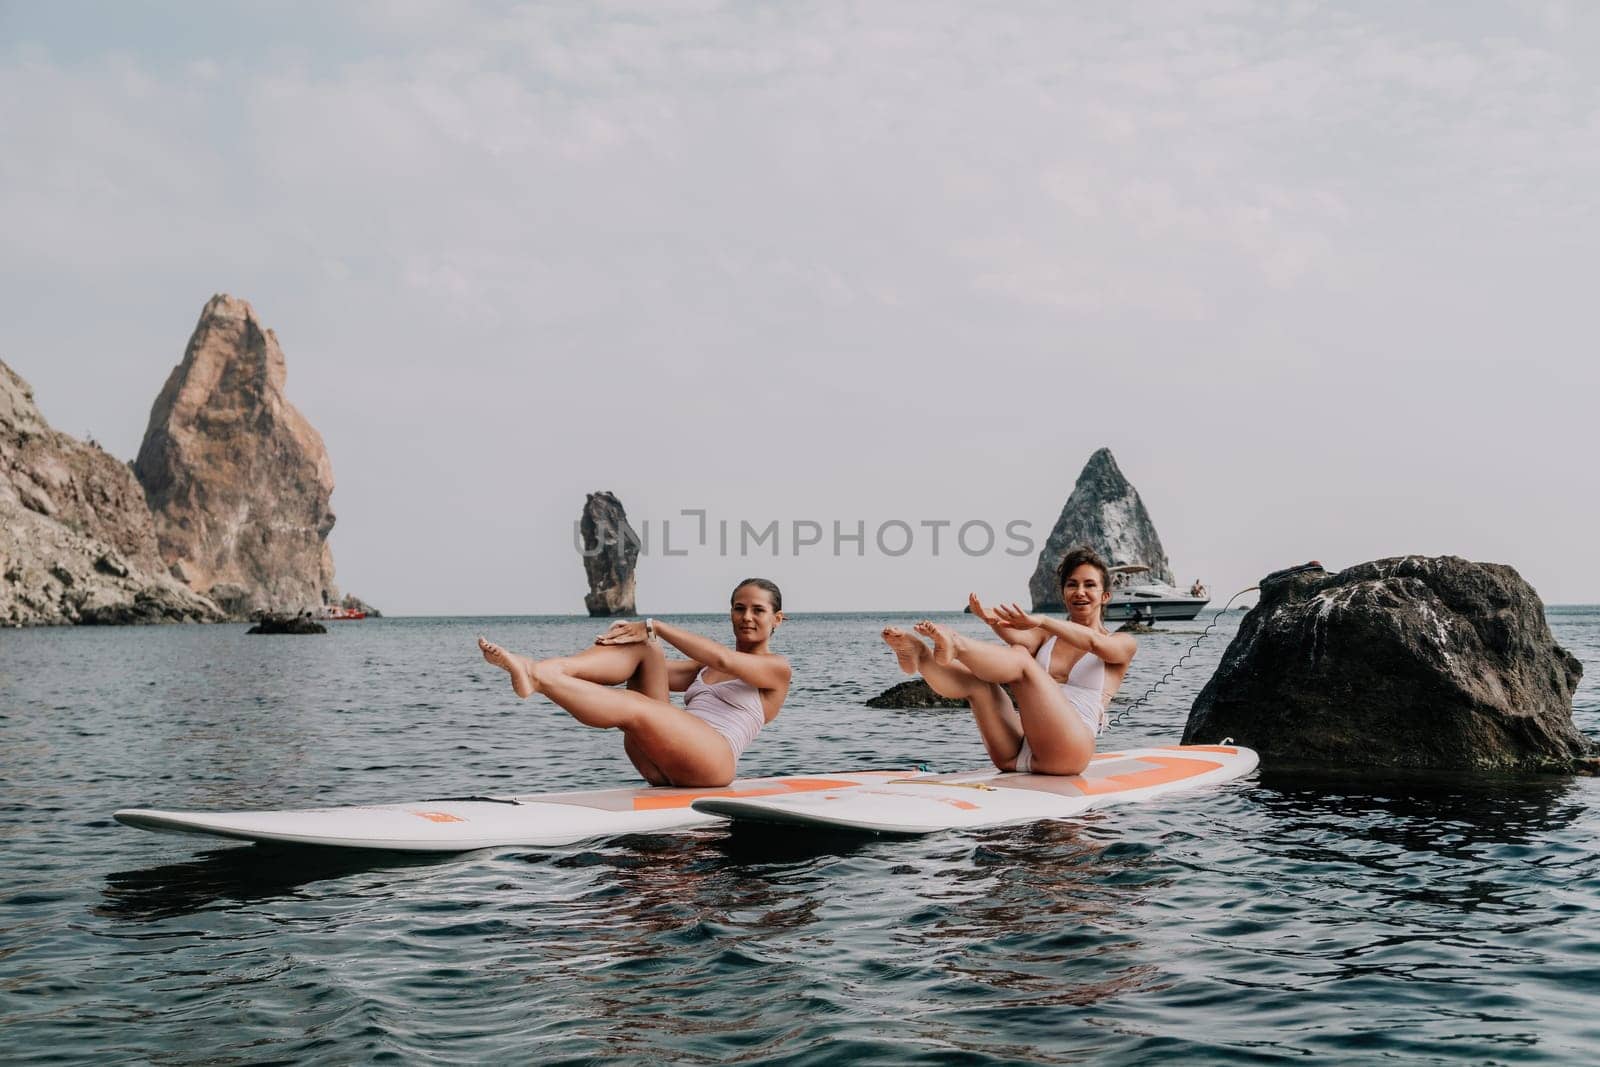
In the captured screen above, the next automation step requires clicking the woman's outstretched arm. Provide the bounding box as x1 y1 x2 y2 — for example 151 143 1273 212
969 593 1046 652
597 620 792 690
992 604 1137 665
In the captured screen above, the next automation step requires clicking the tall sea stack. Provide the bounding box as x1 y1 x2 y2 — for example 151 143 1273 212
134 295 338 618
1029 448 1173 610
580 491 638 617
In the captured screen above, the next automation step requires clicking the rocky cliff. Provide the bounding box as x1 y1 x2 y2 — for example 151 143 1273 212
1182 556 1588 772
134 295 337 617
1 361 222 625
1029 448 1174 610
580 491 638 617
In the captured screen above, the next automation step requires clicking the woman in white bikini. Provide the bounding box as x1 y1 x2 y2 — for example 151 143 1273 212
478 578 790 788
882 546 1136 776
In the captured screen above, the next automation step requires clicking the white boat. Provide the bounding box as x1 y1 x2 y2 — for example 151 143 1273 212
1103 565 1209 623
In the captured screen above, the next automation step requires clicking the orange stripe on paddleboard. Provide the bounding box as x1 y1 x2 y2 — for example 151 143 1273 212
632 777 866 811
1073 755 1223 795
411 811 466 823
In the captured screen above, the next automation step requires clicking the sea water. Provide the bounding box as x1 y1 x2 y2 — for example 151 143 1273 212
2 609 1598 1064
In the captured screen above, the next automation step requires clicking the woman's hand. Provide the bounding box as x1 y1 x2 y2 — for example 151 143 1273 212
992 602 1043 630
968 592 1000 625
595 620 648 645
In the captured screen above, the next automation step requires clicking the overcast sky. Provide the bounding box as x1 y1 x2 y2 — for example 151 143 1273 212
3 1 1597 614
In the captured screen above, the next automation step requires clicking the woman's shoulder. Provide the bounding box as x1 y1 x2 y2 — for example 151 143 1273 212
1096 628 1138 661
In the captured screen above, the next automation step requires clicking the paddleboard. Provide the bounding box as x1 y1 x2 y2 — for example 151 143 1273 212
115 770 912 852
691 745 1258 835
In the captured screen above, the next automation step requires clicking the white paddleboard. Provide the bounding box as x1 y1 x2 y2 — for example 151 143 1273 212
115 770 912 852
691 745 1258 835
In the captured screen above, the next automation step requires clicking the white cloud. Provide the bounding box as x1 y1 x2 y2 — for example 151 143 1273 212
3 1 1600 609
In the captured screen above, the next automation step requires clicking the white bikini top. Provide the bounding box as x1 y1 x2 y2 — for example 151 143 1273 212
1030 639 1107 703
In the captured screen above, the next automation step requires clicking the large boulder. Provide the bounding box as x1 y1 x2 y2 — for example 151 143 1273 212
0 361 222 626
1029 448 1174 610
580 491 638 616
134 295 338 618
1182 556 1588 773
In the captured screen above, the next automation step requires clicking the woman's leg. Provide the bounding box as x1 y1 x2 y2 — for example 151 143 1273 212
622 734 671 786
479 637 668 701
527 663 736 786
479 636 734 786
883 626 1025 771
913 622 1095 775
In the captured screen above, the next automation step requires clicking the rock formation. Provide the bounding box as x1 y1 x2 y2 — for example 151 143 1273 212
338 593 382 618
134 295 337 618
1029 448 1174 610
580 491 638 616
866 679 978 710
1182 556 1589 773
247 613 326 635
1 361 222 625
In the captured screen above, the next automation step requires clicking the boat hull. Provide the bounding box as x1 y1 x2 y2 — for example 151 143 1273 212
1103 597 1209 622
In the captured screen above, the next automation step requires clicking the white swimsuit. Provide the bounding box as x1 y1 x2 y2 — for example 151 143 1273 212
1014 636 1108 773
683 668 766 760
1036 635 1108 737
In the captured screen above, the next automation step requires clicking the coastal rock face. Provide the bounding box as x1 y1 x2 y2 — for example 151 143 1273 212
580 491 638 617
1182 556 1588 772
1029 448 1173 610
2 362 165 573
134 295 337 618
1 361 222 625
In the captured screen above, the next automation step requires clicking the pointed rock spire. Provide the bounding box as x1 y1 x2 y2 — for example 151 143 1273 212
1028 448 1174 610
134 294 337 617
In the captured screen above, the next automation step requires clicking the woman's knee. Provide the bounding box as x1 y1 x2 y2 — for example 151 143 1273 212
967 680 1006 711
529 659 571 690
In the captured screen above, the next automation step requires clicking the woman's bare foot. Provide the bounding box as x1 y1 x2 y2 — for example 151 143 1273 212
479 637 538 699
881 627 927 675
914 620 959 666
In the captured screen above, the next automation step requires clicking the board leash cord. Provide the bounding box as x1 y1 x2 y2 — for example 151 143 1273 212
1111 560 1323 727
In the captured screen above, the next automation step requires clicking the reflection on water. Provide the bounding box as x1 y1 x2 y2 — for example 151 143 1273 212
3 611 1599 1063
98 844 448 922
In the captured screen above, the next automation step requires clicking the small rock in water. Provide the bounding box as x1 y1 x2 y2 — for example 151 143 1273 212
866 679 971 709
247 613 326 635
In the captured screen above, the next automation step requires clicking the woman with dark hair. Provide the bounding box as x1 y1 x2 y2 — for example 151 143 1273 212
478 579 790 787
882 547 1136 776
